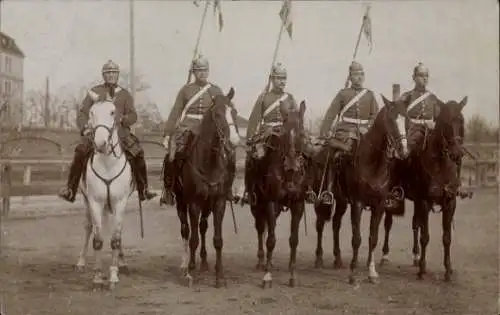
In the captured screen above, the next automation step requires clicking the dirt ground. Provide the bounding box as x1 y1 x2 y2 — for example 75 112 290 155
0 189 498 315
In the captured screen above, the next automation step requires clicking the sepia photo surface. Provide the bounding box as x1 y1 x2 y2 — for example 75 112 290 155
0 1 498 314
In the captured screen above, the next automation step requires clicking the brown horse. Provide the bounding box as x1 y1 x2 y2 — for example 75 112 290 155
340 95 410 285
246 100 308 288
381 97 467 282
309 134 353 270
168 88 241 288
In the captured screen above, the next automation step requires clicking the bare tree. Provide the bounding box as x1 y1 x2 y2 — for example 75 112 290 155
465 114 497 143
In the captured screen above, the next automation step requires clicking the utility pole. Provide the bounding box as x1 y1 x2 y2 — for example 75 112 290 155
129 0 136 133
44 76 50 127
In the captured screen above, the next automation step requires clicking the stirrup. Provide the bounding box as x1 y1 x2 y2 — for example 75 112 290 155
319 191 334 205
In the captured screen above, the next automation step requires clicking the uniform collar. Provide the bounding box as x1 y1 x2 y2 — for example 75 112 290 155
413 86 427 93
351 85 364 91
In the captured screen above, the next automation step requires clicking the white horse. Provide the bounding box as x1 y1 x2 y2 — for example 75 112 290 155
75 97 134 290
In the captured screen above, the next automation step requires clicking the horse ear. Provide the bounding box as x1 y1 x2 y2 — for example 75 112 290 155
459 96 468 109
226 87 235 101
299 100 306 117
380 94 391 107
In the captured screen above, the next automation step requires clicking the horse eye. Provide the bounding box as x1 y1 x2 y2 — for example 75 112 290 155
111 111 115 116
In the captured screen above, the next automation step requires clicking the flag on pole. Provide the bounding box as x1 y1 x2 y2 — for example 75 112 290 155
213 0 223 32
362 5 373 53
279 0 293 39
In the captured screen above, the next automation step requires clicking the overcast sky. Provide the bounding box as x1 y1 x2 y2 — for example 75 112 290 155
3 0 499 124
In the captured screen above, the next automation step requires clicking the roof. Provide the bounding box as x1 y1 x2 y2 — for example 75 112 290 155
0 32 25 58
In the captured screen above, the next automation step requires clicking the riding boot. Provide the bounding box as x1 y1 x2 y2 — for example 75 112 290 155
160 154 176 206
133 153 158 201
58 151 86 203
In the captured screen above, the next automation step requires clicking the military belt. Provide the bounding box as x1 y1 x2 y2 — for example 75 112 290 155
342 117 369 124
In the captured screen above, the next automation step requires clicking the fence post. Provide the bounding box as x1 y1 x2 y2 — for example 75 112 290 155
2 162 12 217
22 165 31 204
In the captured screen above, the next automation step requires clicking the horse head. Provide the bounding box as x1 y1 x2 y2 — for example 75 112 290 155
200 87 241 149
379 95 410 159
433 96 467 161
88 96 120 156
277 100 308 196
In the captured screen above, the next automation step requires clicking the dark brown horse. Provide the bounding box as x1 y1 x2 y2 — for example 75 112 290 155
246 100 308 288
381 97 467 282
169 88 241 288
339 95 410 284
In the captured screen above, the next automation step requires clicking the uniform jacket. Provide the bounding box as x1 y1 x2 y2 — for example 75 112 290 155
163 82 224 136
246 89 298 139
399 88 440 122
319 87 379 138
77 84 137 131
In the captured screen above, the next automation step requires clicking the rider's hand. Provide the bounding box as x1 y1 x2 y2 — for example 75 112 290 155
162 135 170 149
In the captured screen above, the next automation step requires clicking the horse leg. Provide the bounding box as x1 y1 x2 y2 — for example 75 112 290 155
89 199 105 290
108 198 128 290
366 205 384 284
288 202 305 287
348 201 362 285
76 201 92 272
252 203 266 271
199 212 210 272
442 197 456 282
332 199 347 269
213 196 227 288
412 208 421 266
417 201 430 280
262 202 277 289
380 212 393 266
314 203 330 269
188 203 201 272
177 200 192 286
118 245 129 275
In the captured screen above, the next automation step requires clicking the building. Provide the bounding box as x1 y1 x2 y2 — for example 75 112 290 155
0 31 25 126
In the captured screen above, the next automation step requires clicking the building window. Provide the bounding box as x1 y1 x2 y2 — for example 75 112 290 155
4 80 11 95
5 56 12 73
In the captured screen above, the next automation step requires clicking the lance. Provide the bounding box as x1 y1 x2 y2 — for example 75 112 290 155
186 0 211 84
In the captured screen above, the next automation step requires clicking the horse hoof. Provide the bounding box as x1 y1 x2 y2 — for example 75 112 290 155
200 263 210 272
215 278 227 288
444 270 453 282
118 265 130 275
255 263 265 271
348 275 358 285
92 282 104 291
261 280 272 289
75 265 85 273
185 275 194 288
314 259 323 269
379 257 389 267
417 272 425 280
288 278 296 287
333 260 343 269
368 276 379 284
108 281 118 290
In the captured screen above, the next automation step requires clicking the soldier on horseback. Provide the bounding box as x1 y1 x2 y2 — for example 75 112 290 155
399 62 467 196
235 62 314 205
317 61 379 202
58 60 158 203
160 55 234 205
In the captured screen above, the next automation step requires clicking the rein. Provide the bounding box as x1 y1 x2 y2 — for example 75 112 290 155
88 120 129 212
186 100 234 191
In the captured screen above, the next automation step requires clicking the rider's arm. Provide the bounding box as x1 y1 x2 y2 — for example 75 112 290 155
121 91 138 127
319 92 343 138
246 94 264 139
77 91 94 132
369 91 380 122
163 86 186 137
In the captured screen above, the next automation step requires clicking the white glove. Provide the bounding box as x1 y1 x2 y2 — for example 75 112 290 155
425 120 436 129
162 135 170 149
